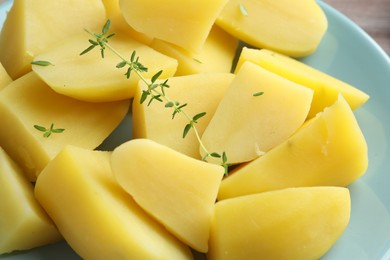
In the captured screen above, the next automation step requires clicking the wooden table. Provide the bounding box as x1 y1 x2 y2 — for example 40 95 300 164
324 0 390 56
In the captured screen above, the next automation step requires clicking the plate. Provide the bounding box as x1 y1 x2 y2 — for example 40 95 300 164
1 0 390 259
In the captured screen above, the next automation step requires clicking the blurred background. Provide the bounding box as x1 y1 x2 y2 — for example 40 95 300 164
324 0 390 56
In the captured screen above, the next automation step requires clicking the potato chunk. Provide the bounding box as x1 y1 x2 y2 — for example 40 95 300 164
0 62 12 90
119 0 229 53
0 0 105 79
101 0 153 45
133 73 235 159
0 147 61 254
208 187 351 260
111 139 224 252
0 72 129 181
201 61 313 164
32 33 177 102
151 26 238 76
235 48 370 118
34 145 192 259
218 95 368 200
216 0 327 57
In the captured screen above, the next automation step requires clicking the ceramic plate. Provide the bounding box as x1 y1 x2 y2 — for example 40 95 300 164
1 0 390 259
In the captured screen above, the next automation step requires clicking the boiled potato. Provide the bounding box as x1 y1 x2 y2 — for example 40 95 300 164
34 145 192 259
0 72 129 181
235 47 370 118
0 0 105 79
151 26 238 76
32 33 177 102
201 61 313 164
218 95 368 200
0 62 12 90
119 0 229 53
111 139 224 252
0 147 61 254
208 187 350 260
133 72 235 159
216 0 327 57
101 0 153 45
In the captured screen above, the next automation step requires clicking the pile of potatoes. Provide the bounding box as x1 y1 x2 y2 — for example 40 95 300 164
0 0 369 259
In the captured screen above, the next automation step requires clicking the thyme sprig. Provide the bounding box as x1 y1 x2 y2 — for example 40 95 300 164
81 20 230 175
31 60 54 66
34 123 65 138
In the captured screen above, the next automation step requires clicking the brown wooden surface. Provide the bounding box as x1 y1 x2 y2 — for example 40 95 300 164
324 0 390 56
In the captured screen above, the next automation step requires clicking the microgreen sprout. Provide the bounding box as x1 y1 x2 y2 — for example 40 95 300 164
81 20 231 175
34 123 65 138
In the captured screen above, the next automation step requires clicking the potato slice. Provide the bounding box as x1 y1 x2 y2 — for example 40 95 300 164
34 145 192 259
201 61 313 164
218 95 368 200
111 139 224 252
0 147 62 254
132 73 235 159
151 26 238 76
208 187 351 260
0 62 12 90
101 0 153 45
32 33 177 102
119 0 229 53
236 48 370 118
0 0 106 79
0 72 129 181
216 0 327 57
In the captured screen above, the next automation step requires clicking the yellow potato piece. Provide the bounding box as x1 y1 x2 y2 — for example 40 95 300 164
34 145 192 259
119 0 229 53
201 61 313 164
101 0 153 45
0 62 12 90
0 0 105 79
208 187 351 260
0 72 129 181
236 48 370 118
218 95 368 200
0 147 62 254
32 33 177 102
151 26 238 76
111 139 224 252
132 73 235 159
216 0 327 57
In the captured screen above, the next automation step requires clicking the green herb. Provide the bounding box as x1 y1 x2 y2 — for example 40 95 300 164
34 123 65 138
82 20 230 175
193 58 203 64
31 60 54 66
239 3 248 17
253 91 264 97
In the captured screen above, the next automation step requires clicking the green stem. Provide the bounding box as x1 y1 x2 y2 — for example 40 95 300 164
102 40 214 161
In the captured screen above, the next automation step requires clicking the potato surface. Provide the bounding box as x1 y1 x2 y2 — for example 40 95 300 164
208 187 351 260
0 72 129 180
111 139 224 252
133 73 235 159
218 95 368 199
119 0 229 53
235 48 370 118
0 0 105 79
0 147 61 254
201 61 313 164
216 0 328 57
35 145 193 260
